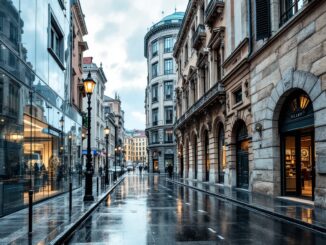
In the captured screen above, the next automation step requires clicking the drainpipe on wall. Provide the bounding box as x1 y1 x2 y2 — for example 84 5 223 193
247 0 253 57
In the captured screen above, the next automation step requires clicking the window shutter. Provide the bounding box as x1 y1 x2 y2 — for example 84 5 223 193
255 0 271 40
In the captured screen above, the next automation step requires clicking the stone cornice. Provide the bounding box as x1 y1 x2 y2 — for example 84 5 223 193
144 22 182 58
72 0 88 36
173 0 201 59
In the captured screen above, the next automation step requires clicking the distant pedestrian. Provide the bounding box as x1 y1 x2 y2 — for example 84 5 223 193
139 164 143 174
167 164 173 178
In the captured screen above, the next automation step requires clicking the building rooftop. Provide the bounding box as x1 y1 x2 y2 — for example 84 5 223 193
161 12 184 22
150 11 184 31
144 11 184 57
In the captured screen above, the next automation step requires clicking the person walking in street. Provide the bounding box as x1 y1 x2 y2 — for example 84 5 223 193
167 164 173 178
139 163 143 175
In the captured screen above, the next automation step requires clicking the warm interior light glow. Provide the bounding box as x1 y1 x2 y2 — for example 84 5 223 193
300 95 309 110
83 72 96 94
104 126 110 135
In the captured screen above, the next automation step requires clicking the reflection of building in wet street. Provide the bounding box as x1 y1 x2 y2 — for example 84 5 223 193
0 0 87 216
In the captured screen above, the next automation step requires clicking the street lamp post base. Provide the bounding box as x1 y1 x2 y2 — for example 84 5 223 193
83 195 94 201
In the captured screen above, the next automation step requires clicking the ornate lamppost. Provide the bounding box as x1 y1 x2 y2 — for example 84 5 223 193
83 71 96 201
59 116 64 188
104 126 110 185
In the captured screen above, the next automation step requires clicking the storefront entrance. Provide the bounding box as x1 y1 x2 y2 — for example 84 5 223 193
280 90 315 200
283 132 314 199
153 159 159 172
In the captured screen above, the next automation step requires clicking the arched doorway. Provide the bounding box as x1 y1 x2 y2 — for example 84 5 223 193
204 130 210 182
179 146 184 178
279 90 315 200
236 120 249 189
193 136 198 179
217 123 226 184
185 139 189 178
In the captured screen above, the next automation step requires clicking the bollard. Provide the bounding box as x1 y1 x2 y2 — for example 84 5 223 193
69 182 72 214
28 190 33 236
97 177 99 196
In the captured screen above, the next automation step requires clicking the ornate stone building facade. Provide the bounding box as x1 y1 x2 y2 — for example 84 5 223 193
174 0 326 207
144 12 184 173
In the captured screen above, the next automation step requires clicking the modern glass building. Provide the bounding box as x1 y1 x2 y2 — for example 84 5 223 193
144 12 184 173
0 0 83 216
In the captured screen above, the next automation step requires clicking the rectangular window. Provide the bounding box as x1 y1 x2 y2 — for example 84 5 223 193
9 53 17 68
152 84 158 102
9 81 20 117
0 14 4 32
184 44 188 65
164 81 173 100
0 80 3 114
152 62 158 78
164 37 173 53
152 108 158 126
164 129 173 143
152 41 158 57
164 59 173 75
48 9 64 69
255 0 271 40
234 88 242 104
152 130 159 144
9 23 18 46
280 0 304 26
165 106 173 124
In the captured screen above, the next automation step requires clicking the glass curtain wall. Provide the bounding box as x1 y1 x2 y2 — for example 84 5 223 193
0 0 82 217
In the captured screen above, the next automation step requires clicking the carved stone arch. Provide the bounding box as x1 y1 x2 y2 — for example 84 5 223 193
265 69 323 123
212 114 225 138
256 69 326 206
199 122 210 141
230 118 249 145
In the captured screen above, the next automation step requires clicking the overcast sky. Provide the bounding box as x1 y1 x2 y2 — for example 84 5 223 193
80 0 188 130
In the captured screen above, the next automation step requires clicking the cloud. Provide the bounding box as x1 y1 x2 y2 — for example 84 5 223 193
131 111 146 125
126 28 146 62
81 0 188 129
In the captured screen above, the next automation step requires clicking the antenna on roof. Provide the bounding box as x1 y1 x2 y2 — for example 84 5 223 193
161 11 164 16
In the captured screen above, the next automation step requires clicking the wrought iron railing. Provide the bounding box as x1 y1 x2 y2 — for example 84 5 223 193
175 82 225 129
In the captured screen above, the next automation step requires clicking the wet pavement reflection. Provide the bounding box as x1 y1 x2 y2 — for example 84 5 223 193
68 174 326 244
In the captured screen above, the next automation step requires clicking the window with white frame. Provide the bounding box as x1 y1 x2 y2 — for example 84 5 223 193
48 10 64 68
164 59 173 75
164 81 173 100
152 40 158 57
164 36 173 53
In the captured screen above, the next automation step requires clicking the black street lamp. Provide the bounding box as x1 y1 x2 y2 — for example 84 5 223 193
59 116 64 186
68 133 73 213
83 71 96 201
104 126 110 185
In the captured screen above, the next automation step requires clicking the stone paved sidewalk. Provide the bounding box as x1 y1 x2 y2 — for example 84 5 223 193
0 175 124 245
168 176 326 234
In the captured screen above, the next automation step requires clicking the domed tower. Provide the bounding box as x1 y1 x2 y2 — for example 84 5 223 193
144 12 184 173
